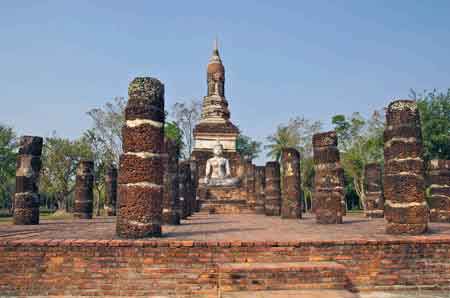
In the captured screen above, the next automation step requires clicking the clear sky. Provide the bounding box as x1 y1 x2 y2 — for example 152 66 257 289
1 1 450 164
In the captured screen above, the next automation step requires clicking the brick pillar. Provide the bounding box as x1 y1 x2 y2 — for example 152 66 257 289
116 77 165 238
384 99 428 234
246 162 256 209
104 165 117 216
281 148 302 219
364 163 384 218
428 160 450 222
254 166 266 214
74 160 94 219
313 131 344 224
265 161 281 216
13 136 43 225
190 160 199 212
179 161 192 219
162 138 180 225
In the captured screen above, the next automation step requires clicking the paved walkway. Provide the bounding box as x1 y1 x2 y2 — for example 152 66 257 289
1 212 449 241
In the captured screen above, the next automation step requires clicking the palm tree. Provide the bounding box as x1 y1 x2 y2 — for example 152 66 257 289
265 125 300 161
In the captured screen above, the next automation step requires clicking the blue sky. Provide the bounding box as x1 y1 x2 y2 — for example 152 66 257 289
1 1 450 164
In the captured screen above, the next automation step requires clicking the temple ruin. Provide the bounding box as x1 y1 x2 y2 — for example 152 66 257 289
364 163 384 218
313 131 344 224
384 99 428 234
427 159 450 222
116 77 165 238
13 136 43 225
281 148 302 219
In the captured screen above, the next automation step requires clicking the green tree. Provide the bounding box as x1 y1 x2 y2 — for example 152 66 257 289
411 89 450 161
86 96 125 165
171 99 202 159
332 111 384 210
0 124 17 210
236 134 262 160
40 134 92 211
165 121 185 157
265 117 322 211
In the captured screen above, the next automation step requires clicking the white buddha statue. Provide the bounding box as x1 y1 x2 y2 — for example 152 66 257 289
201 141 239 186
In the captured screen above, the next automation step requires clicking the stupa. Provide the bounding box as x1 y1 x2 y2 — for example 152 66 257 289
192 41 247 213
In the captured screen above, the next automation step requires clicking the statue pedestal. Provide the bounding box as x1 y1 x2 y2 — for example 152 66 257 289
198 185 252 214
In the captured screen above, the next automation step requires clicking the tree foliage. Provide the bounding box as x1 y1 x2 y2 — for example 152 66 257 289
332 111 384 209
411 89 450 161
40 134 92 211
0 124 17 209
236 134 262 160
171 99 202 159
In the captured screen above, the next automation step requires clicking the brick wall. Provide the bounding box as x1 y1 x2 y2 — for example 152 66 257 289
1 238 450 296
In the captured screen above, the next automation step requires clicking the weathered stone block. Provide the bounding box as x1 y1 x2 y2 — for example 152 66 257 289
383 99 428 234
265 161 281 216
73 160 94 219
281 148 301 219
116 77 164 238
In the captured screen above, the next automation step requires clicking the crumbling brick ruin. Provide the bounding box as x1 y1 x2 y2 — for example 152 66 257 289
104 165 117 216
162 138 180 225
246 161 256 210
190 160 199 213
281 148 302 219
116 77 165 238
179 160 192 218
364 163 384 218
73 160 94 219
254 166 266 214
264 161 281 216
427 159 450 222
13 136 43 225
313 131 344 224
384 99 428 234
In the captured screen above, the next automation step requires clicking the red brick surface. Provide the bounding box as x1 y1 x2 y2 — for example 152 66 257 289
1 213 450 296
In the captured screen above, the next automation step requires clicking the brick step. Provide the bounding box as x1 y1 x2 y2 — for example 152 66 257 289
200 202 254 214
219 262 348 293
221 289 357 298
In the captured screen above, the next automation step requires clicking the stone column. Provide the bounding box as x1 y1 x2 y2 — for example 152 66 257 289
74 160 94 219
364 163 384 218
428 160 450 222
281 148 302 219
162 138 180 225
13 136 43 225
179 161 192 219
313 131 344 224
254 166 266 214
190 160 199 212
104 165 117 216
246 162 256 209
116 77 165 238
265 161 281 216
384 99 428 234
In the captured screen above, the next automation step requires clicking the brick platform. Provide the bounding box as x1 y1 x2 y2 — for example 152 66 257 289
1 213 450 297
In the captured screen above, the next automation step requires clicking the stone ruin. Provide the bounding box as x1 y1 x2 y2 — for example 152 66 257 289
116 77 165 238
13 136 43 225
281 148 302 219
384 99 428 234
313 131 344 224
162 138 180 225
264 161 281 216
427 159 450 222
189 160 199 212
73 160 94 219
364 163 384 218
254 166 266 214
245 161 256 209
104 165 117 216
179 160 192 218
